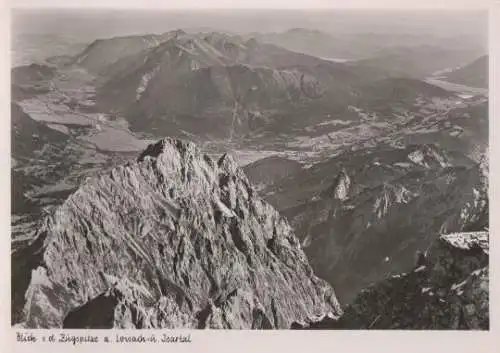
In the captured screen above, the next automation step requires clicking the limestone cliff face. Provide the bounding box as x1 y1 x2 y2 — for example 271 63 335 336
12 138 341 329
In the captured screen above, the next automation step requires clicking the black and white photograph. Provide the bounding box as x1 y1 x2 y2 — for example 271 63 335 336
9 4 490 332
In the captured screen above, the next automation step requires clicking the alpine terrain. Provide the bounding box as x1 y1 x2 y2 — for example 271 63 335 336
10 9 489 330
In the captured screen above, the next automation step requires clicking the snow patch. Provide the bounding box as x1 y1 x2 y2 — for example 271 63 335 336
440 232 488 252
408 150 426 167
136 65 160 101
394 162 411 168
316 119 352 127
451 279 468 291
414 265 426 273
47 124 69 134
472 268 486 277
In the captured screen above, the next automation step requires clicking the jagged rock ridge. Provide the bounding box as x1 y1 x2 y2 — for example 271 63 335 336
260 143 488 304
324 169 352 201
12 138 341 329
303 231 489 330
337 232 489 330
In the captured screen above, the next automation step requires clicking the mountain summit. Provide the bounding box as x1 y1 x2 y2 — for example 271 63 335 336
12 138 341 329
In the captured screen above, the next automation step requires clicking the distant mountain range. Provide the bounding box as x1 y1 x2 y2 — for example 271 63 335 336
352 46 484 79
11 64 56 100
246 28 485 63
44 29 484 142
58 30 386 139
444 56 488 89
10 26 489 330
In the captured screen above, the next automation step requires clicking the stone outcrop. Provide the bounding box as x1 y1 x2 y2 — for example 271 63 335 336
293 231 489 329
12 138 341 329
268 144 488 304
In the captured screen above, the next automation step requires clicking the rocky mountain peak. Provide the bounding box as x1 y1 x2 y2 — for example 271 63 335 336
137 137 199 162
372 183 416 219
407 144 451 169
165 29 187 38
478 151 488 178
12 138 342 329
324 168 352 201
217 152 242 174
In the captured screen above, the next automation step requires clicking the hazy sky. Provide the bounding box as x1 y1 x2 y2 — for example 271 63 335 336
12 8 488 42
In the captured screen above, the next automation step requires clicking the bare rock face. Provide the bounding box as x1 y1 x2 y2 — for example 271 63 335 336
12 138 341 329
270 144 488 305
293 231 488 329
324 169 352 201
